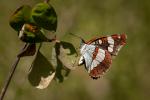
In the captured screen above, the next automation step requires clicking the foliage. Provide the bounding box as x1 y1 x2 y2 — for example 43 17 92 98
7 0 78 90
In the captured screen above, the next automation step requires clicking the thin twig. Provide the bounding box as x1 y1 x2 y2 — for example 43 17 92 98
0 43 28 100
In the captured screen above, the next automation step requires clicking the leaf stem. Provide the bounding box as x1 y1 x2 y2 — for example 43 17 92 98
0 43 28 100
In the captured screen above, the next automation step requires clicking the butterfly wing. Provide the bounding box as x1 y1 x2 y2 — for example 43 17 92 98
110 34 127 56
79 44 95 69
87 34 127 56
79 44 112 79
79 34 127 79
89 49 112 79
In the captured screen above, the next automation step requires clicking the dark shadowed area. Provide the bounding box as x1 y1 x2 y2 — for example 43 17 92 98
0 0 150 100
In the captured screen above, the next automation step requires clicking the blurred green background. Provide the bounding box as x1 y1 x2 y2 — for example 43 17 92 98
0 0 150 100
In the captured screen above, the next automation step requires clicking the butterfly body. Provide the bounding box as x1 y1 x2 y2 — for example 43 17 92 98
79 34 127 79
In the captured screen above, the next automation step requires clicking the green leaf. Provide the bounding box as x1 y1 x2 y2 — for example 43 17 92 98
31 3 57 31
51 41 78 82
19 24 54 43
28 51 55 89
57 41 79 69
9 5 31 31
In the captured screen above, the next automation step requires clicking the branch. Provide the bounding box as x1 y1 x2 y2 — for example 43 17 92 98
0 43 28 100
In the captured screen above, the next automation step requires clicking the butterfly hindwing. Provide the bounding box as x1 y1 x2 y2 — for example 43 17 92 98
89 50 112 79
79 44 112 79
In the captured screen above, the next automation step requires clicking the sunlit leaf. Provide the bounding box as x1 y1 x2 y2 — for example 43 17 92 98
36 72 55 89
55 41 78 70
28 51 55 89
51 41 78 82
58 44 79 70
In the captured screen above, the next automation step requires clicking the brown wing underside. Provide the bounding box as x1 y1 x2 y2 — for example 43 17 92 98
89 50 112 79
82 34 126 79
86 34 127 56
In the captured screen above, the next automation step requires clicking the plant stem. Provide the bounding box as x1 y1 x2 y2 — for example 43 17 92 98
0 43 27 100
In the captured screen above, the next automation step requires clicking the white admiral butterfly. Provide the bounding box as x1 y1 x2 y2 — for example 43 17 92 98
78 34 127 79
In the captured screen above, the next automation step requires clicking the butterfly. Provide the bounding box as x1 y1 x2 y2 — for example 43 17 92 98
78 33 127 79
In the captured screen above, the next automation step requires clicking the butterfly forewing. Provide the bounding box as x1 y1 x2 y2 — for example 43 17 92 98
86 34 127 56
80 44 96 71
